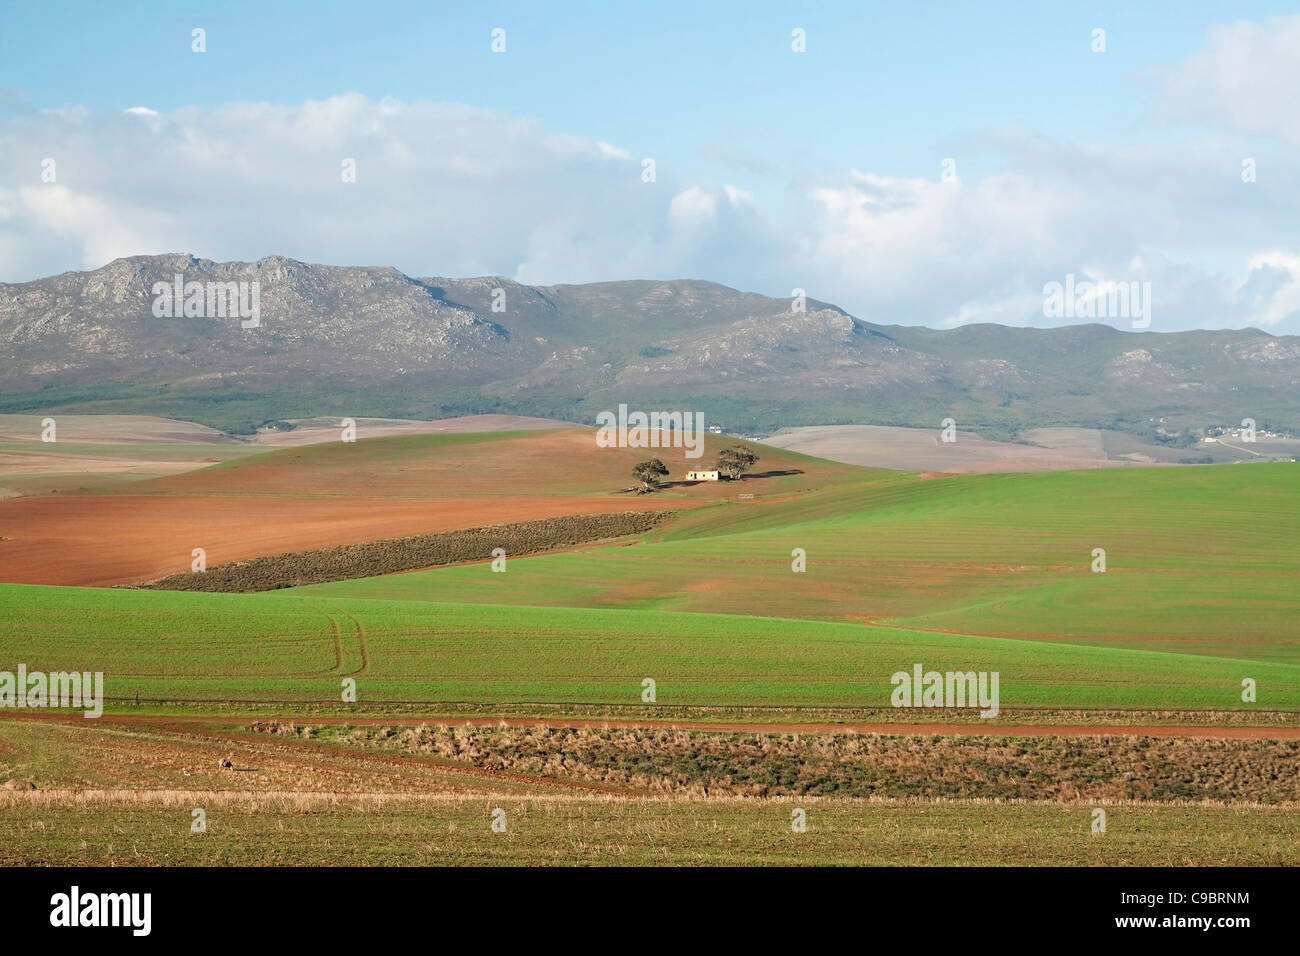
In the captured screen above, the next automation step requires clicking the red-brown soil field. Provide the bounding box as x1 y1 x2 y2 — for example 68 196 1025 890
0 427 840 587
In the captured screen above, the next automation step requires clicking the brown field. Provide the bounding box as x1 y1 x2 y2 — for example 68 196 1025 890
763 424 1299 472
0 449 227 500
250 413 582 445
5 712 1299 802
0 414 239 444
141 427 833 499
762 424 1119 473
0 415 262 499
256 721 1300 803
5 793 1295 866
0 426 838 586
2 714 1296 866
0 412 576 446
0 492 683 586
0 414 583 499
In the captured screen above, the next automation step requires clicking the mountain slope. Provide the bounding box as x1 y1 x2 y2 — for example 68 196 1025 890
2 254 1297 437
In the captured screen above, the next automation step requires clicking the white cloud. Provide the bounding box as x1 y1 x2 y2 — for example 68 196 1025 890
0 94 735 286
723 185 753 206
597 141 630 160
4 16 1300 339
1238 252 1300 328
16 185 186 269
791 156 1300 333
668 186 718 228
1153 15 1300 145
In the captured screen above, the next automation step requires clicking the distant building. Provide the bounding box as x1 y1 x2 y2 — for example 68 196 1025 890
686 470 720 481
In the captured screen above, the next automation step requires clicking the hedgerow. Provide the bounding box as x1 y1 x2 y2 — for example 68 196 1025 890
141 511 668 592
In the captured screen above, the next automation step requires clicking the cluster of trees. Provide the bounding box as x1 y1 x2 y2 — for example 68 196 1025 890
632 445 759 493
716 446 758 480
632 458 669 493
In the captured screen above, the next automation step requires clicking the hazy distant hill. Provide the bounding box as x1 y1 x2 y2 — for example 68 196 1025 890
3 253 1298 439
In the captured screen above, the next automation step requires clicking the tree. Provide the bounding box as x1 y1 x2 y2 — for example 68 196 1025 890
632 458 669 493
716 445 758 480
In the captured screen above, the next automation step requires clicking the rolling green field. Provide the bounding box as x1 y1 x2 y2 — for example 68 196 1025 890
294 463 1300 664
2 456 1297 712
2 434 1298 867
2 583 1296 710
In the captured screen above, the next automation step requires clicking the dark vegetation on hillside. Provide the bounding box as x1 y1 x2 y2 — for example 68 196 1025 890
140 511 668 592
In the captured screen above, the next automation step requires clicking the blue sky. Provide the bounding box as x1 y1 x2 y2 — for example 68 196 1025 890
3 1 1282 178
2 1 1300 331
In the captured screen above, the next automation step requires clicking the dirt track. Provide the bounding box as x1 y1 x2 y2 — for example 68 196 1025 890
7 711 1297 740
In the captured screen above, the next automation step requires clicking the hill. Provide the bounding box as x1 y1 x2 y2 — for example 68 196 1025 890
296 462 1300 664
3 254 1299 438
4 583 1297 710
0 428 849 586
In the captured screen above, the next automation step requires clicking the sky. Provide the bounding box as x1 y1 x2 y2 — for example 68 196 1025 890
2 0 1299 332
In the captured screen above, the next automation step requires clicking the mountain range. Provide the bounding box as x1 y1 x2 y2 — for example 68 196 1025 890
3 253 1298 440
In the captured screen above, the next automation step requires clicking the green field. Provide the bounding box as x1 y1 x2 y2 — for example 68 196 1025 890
294 463 1300 664
2 583 1296 710
3 436 1298 868
3 456 1298 712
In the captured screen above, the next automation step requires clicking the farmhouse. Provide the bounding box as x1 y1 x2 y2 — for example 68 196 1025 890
686 470 720 481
